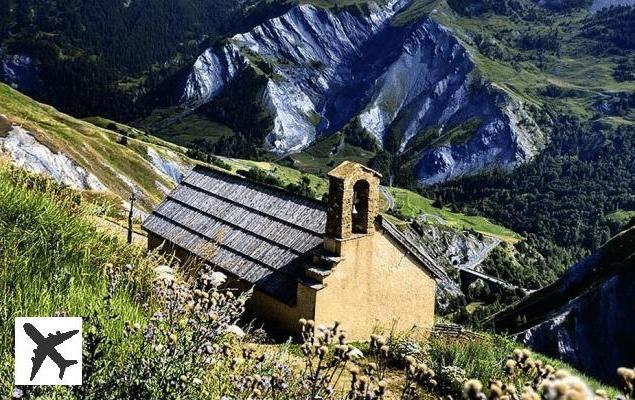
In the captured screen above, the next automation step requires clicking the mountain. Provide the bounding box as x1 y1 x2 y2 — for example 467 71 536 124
174 0 546 185
534 0 635 12
0 0 262 120
488 224 635 384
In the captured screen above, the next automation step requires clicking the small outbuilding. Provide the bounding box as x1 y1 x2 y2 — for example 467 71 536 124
142 161 447 340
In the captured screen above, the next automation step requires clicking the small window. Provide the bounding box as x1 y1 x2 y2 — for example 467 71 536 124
352 180 370 234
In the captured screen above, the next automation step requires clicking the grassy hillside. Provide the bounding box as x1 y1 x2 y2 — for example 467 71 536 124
388 187 520 242
0 162 155 392
0 83 189 211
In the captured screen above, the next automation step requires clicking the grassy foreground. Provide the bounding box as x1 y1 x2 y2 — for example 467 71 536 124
0 161 155 392
0 161 623 399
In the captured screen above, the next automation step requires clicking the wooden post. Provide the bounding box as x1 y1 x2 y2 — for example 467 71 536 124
128 192 136 245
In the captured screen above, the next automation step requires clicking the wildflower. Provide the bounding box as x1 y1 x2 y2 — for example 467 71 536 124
540 375 593 400
489 381 503 399
207 271 227 287
464 379 484 400
505 359 517 375
225 324 245 338
154 264 174 282
554 369 571 379
520 387 540 400
374 379 388 396
617 367 635 395
347 345 364 359
317 345 329 359
168 333 178 343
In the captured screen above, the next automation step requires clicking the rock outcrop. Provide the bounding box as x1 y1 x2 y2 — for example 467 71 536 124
179 1 546 184
488 227 635 384
0 126 107 191
147 146 191 183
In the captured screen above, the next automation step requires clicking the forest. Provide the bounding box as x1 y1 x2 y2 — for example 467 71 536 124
0 0 268 120
423 116 635 278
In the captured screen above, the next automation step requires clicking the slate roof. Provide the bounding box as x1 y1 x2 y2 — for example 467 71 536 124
142 166 327 303
379 217 448 281
143 165 447 304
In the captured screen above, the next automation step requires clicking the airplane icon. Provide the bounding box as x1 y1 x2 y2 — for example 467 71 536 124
23 323 79 381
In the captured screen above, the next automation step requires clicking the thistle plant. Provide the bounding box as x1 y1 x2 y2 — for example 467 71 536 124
617 368 635 398
456 347 632 400
297 319 355 398
75 261 251 400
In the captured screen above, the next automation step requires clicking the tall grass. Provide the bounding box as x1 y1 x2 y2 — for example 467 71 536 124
0 163 155 391
426 333 619 398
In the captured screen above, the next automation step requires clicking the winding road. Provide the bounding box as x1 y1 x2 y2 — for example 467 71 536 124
379 186 395 210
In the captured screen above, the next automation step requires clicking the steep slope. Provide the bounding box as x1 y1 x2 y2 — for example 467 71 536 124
0 83 192 212
488 226 635 384
0 0 258 120
589 0 635 10
178 0 546 184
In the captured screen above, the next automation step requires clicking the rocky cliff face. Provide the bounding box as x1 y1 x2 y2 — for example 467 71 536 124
180 0 545 184
489 227 635 384
0 125 107 191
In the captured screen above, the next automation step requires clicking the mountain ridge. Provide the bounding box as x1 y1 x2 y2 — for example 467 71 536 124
175 0 547 185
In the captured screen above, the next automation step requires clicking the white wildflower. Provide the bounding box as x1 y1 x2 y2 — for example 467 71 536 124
347 345 364 359
225 324 245 338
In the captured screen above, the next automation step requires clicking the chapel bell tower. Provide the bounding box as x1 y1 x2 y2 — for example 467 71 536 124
325 161 382 240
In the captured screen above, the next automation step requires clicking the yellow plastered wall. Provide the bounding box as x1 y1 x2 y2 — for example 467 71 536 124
249 283 318 335
314 230 437 341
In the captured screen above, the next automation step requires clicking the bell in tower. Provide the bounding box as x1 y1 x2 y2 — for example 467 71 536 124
325 161 381 240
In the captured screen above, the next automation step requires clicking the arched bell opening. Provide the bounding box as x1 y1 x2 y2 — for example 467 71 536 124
352 180 370 234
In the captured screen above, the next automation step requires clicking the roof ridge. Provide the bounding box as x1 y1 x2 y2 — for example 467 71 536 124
379 216 448 281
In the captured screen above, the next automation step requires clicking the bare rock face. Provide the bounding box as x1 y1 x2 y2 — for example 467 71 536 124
516 269 635 384
489 227 635 384
180 0 546 184
146 146 191 183
0 126 107 191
